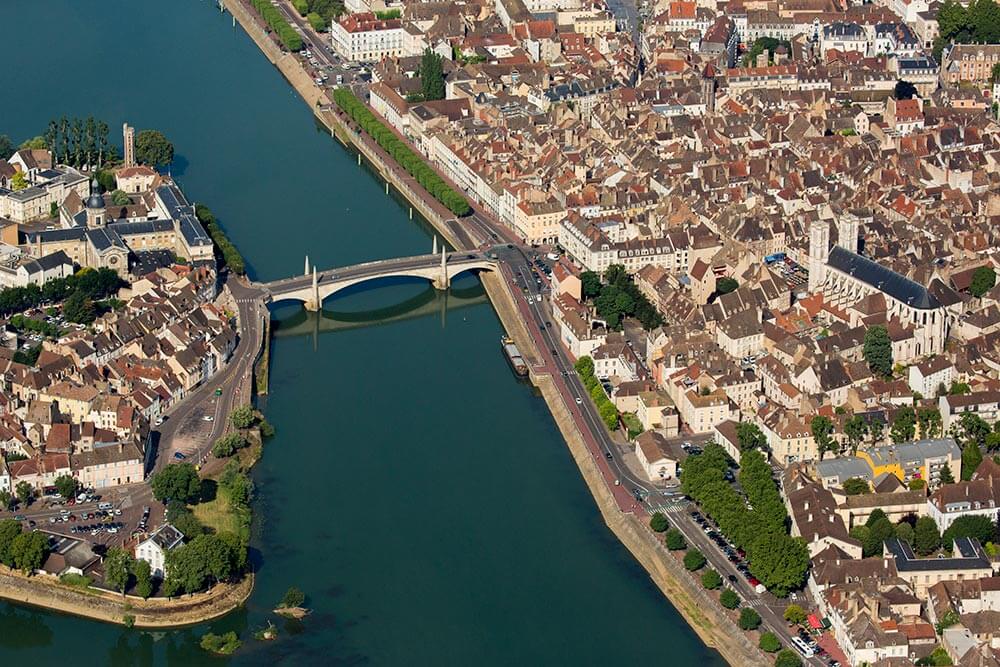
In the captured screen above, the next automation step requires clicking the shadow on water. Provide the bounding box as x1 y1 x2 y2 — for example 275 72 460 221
0 604 54 648
270 278 487 339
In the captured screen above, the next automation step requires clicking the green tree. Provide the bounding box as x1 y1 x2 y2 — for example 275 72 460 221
212 432 247 458
844 415 867 452
574 355 595 378
135 129 174 168
950 381 972 395
150 463 201 504
759 632 782 653
0 490 10 510
720 588 740 609
869 418 885 445
749 533 809 596
10 530 49 573
306 12 326 31
962 443 983 481
896 520 915 546
133 559 153 599
15 481 32 505
942 515 997 547
0 519 24 567
863 325 893 377
842 477 870 495
811 415 835 455
281 586 306 608
0 134 13 158
665 528 686 550
915 516 942 555
110 189 129 206
736 422 767 452
939 463 955 485
11 171 29 191
649 512 669 532
891 406 916 443
774 649 803 667
861 511 896 557
683 549 706 571
53 474 78 499
738 607 762 631
970 266 997 297
419 49 445 101
19 136 48 150
580 271 602 299
292 0 308 14
200 631 241 655
918 407 943 439
166 501 204 538
784 604 807 625
104 547 133 594
701 569 723 590
62 291 96 324
717 277 738 294
230 404 256 429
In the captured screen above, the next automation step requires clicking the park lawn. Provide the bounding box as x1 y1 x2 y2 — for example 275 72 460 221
191 488 245 536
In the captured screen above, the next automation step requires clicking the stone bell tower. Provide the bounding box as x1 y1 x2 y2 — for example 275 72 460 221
123 122 136 168
808 218 830 294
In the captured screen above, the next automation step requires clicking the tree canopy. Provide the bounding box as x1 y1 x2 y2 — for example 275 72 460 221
135 130 174 168
736 422 767 452
942 515 997 547
914 516 941 555
842 477 870 495
971 266 997 297
419 49 446 101
863 325 893 377
150 463 201 504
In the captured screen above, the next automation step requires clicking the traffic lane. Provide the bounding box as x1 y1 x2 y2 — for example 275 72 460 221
667 509 827 665
506 260 642 510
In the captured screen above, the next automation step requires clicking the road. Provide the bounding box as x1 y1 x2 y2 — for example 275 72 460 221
152 275 266 470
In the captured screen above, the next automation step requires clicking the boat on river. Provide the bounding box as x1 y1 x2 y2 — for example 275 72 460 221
501 336 528 376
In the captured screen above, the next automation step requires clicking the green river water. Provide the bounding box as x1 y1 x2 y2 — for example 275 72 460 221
0 2 726 664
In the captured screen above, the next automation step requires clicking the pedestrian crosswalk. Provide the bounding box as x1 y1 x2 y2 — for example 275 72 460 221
745 598 765 608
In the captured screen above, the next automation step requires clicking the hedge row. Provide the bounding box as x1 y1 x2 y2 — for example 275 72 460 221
195 204 246 275
249 0 302 52
333 88 471 216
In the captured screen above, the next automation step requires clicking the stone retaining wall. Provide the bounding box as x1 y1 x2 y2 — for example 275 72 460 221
0 567 253 628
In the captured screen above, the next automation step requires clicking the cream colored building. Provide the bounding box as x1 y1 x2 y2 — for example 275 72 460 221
635 431 677 482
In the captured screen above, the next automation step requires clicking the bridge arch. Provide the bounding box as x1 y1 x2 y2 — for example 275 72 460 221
261 256 497 312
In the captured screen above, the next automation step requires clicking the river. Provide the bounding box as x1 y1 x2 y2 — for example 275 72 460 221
0 2 725 664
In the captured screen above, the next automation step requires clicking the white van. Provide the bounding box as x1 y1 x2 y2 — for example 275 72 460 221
792 637 815 658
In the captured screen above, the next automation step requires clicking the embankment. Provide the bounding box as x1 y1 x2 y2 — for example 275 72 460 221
225 3 764 664
0 567 253 628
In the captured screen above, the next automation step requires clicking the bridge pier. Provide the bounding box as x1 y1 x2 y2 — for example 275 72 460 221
433 247 450 291
304 267 321 312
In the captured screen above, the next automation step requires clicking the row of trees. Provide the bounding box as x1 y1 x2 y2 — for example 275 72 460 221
574 356 620 430
852 508 997 558
936 0 1000 58
195 204 246 275
333 88 471 216
42 116 112 169
0 519 49 573
655 513 799 665
290 0 344 30
681 445 809 596
250 0 303 51
0 267 124 323
580 264 664 331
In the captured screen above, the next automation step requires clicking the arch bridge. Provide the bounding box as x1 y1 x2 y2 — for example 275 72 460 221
257 248 498 311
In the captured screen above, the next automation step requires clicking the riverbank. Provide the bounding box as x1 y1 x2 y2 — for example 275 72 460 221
224 3 761 664
0 566 253 629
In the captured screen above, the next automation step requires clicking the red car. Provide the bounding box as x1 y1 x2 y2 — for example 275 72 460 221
748 577 760 587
